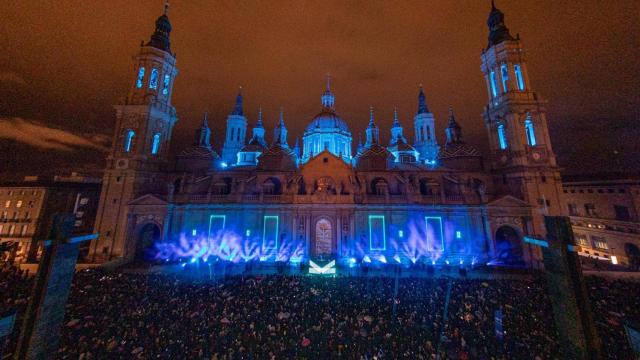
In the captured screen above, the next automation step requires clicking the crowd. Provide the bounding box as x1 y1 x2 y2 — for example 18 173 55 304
1 263 639 359
0 263 33 357
586 276 640 359
53 270 560 359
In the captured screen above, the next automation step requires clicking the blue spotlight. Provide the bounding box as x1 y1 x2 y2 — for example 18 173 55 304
445 259 450 265
181 263 187 268
393 254 401 263
190 258 197 263
398 230 404 238
221 162 228 168
363 255 371 263
203 257 208 263
192 229 197 236
348 257 357 264
245 229 251 237
455 230 462 239
378 255 387 264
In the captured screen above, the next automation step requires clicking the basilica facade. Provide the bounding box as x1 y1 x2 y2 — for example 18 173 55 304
89 3 565 269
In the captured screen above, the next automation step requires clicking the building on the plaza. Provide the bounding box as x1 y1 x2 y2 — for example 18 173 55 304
562 174 640 269
0 173 101 263
88 3 565 269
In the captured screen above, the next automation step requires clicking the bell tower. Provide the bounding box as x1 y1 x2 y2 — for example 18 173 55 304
90 3 178 262
481 2 564 237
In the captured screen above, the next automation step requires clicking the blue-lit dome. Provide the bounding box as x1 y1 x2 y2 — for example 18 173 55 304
302 78 353 164
305 109 351 133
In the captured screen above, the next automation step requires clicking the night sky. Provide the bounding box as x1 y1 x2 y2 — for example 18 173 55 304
0 0 639 177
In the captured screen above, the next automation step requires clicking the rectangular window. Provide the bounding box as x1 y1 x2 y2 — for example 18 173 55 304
208 215 226 240
514 64 525 90
425 216 444 251
584 203 597 216
151 133 161 155
368 215 386 251
16 200 22 208
574 233 589 247
500 64 509 92
489 71 498 97
4 200 10 208
162 74 170 95
498 124 508 150
614 205 631 221
8 225 15 236
124 130 135 152
262 215 279 251
0 225 3 234
136 67 145 88
568 203 578 216
591 236 608 250
20 224 28 236
149 68 159 89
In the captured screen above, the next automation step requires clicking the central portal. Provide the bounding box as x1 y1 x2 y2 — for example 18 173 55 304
314 219 333 256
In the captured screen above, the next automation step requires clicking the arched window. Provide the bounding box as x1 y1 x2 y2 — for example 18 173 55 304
514 64 525 91
497 124 508 150
136 67 145 88
500 64 509 92
525 117 536 146
162 74 170 95
489 71 498 98
151 133 161 155
124 130 135 152
230 128 235 141
426 126 431 140
149 68 159 89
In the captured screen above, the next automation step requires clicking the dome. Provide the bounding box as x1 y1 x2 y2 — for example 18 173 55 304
305 109 350 134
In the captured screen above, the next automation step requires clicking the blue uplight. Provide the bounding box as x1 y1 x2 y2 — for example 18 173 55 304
456 230 462 239
363 255 371 263
192 229 197 236
221 162 228 168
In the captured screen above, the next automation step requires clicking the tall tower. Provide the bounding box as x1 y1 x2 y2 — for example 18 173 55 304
389 108 406 145
91 3 178 261
413 86 439 164
365 107 379 147
481 2 564 236
273 108 288 147
221 89 248 165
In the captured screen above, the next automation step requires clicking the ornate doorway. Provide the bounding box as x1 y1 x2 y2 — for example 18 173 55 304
314 219 333 256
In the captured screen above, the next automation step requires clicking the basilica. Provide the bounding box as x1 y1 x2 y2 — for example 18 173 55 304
89 3 565 269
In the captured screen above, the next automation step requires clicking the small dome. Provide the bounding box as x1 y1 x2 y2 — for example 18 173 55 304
305 109 350 134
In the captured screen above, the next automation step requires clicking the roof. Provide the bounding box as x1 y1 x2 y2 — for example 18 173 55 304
438 143 481 159
305 109 350 133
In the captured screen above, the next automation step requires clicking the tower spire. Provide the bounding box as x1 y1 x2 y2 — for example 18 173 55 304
256 106 263 127
392 107 400 127
368 106 375 127
487 0 514 48
146 1 173 52
321 75 335 109
417 84 429 114
231 87 243 116
445 106 462 145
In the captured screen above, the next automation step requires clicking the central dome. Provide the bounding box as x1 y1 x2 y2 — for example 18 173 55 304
305 109 350 133
301 77 353 164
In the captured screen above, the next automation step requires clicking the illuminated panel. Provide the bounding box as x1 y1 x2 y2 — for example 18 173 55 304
425 216 444 251
208 215 226 239
368 215 386 251
262 215 279 251
309 260 336 275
